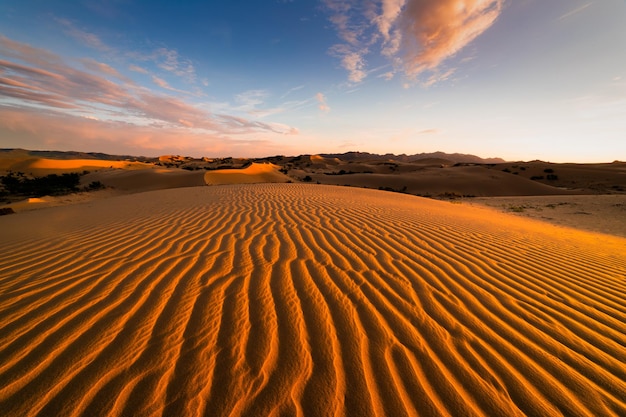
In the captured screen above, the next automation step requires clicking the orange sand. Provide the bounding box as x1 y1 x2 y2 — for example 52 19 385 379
204 163 290 185
0 184 625 416
1 157 153 175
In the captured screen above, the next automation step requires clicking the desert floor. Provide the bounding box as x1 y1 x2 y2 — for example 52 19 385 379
1 183 625 416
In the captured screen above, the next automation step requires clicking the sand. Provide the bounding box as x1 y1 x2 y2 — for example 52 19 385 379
468 194 626 238
204 163 291 185
1 157 153 176
1 184 625 417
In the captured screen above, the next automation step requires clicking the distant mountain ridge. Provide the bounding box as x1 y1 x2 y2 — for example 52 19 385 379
319 151 506 164
1 148 505 164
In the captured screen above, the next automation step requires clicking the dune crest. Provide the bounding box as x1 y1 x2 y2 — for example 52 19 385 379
1 158 152 176
203 163 290 185
0 184 625 416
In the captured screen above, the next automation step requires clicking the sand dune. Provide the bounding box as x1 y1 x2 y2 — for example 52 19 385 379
1 184 625 416
204 163 290 185
1 157 152 176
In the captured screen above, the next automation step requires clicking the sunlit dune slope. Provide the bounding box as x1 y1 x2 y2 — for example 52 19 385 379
1 184 625 417
204 162 290 185
1 157 152 175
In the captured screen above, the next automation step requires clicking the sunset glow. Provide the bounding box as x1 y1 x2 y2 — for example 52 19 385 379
1 1 624 161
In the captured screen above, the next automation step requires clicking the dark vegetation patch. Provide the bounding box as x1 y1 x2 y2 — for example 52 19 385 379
0 207 15 216
0 172 104 203
1 172 81 198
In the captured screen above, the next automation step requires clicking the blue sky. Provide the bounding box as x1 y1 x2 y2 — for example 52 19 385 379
1 0 624 161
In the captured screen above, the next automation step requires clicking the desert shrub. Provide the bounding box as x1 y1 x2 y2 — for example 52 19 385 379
502 168 511 173
88 181 105 190
546 174 558 180
544 168 554 173
0 207 15 216
302 175 313 182
507 205 526 213
530 175 544 181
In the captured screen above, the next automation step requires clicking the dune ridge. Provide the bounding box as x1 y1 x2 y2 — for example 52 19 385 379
0 184 625 416
203 163 290 185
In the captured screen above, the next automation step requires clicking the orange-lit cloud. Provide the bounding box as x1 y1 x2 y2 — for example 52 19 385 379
400 0 503 78
0 107 296 157
324 0 503 85
0 35 298 156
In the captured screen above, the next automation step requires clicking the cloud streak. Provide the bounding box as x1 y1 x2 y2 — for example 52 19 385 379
0 35 298 155
558 3 593 21
324 0 503 85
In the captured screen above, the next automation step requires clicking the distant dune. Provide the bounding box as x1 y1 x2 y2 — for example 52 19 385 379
1 184 625 416
203 163 291 185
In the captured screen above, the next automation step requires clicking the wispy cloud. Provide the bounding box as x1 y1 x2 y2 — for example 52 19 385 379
323 0 503 85
153 47 196 82
57 18 112 52
315 92 330 112
129 64 149 74
57 18 199 86
280 84 305 99
329 45 367 83
0 35 298 155
235 89 269 111
558 2 593 21
400 0 503 79
0 106 295 156
82 58 121 77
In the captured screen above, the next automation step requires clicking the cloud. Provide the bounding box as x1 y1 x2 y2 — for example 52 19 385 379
153 48 196 82
82 58 121 77
56 20 198 86
0 107 295 157
329 44 367 83
323 0 503 85
150 75 189 94
57 18 112 52
280 84 305 99
400 0 503 77
0 36 298 154
235 89 268 111
558 3 593 21
129 64 149 74
315 93 330 112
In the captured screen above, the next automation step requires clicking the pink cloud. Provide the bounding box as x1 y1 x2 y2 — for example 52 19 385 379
0 107 297 157
315 93 330 112
129 64 149 74
82 58 121 77
400 0 503 78
324 0 503 85
0 36 298 155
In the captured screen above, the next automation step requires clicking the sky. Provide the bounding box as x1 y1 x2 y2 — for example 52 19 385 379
0 0 625 162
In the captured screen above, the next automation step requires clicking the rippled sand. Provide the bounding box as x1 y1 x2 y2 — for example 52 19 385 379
1 184 625 416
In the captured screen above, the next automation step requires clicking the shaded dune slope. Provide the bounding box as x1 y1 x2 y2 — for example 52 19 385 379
0 184 625 417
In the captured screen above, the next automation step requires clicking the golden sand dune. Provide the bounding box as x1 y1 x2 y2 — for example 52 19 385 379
1 158 152 176
204 163 290 185
1 184 625 417
83 168 206 193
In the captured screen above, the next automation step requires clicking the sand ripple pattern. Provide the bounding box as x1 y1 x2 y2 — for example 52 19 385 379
1 184 625 417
